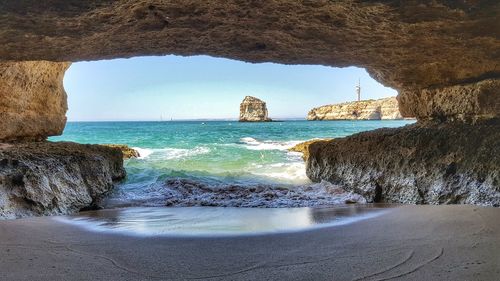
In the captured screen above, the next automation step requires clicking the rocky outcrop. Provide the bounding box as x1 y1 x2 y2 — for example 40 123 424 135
398 79 500 122
239 96 272 122
0 142 125 219
102 144 140 159
0 61 70 142
289 139 332 161
307 120 500 206
307 97 402 120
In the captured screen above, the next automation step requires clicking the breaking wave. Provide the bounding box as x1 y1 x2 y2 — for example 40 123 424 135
132 146 210 160
239 137 301 151
106 178 366 209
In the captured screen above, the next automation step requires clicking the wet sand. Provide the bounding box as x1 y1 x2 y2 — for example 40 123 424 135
0 205 499 281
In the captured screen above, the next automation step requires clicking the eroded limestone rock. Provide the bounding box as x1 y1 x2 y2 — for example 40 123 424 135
0 142 125 219
239 96 272 122
0 1 497 138
0 61 70 142
102 144 140 159
307 97 402 121
289 139 332 161
0 1 498 208
398 79 500 122
307 120 500 206
0 1 498 92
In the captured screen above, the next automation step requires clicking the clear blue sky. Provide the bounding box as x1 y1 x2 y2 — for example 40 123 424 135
64 55 397 121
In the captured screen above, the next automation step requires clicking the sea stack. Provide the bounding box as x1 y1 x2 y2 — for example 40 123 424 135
239 96 272 122
307 97 403 121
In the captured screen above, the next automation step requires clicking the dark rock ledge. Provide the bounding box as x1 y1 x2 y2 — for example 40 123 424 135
0 142 125 219
307 120 500 206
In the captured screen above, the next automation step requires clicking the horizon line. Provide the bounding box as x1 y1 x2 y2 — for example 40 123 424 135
67 117 308 122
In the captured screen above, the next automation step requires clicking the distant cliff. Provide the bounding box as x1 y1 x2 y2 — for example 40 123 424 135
239 96 272 122
307 97 403 120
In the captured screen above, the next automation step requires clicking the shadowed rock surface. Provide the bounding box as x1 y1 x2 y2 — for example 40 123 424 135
307 120 500 206
239 96 272 122
307 97 402 120
0 142 125 219
0 1 498 92
398 79 500 122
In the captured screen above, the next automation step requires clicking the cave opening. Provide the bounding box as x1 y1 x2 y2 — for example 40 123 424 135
48 54 412 209
61 55 399 122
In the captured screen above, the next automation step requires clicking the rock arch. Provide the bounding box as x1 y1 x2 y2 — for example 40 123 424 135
0 0 499 140
0 1 498 208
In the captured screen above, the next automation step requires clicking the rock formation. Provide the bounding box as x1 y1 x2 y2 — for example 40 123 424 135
307 120 500 206
0 1 498 207
102 144 140 159
289 139 332 161
0 142 125 219
398 79 500 123
0 61 70 142
239 96 272 122
1 1 499 93
0 1 498 138
307 97 402 121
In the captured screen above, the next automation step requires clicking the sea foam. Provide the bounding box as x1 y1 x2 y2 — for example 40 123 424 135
239 137 301 151
132 146 210 160
132 147 153 159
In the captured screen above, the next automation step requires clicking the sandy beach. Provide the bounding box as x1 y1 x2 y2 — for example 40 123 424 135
1 205 499 281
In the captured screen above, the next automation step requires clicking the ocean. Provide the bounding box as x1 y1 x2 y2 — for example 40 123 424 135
50 120 414 209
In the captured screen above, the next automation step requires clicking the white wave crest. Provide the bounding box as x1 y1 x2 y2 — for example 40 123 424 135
249 162 309 184
132 147 154 159
159 147 211 160
239 137 301 151
131 146 210 160
239 137 260 145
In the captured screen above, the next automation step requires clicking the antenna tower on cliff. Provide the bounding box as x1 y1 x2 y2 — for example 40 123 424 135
355 78 361 102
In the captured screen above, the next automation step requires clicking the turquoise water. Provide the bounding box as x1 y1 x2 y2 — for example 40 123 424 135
50 120 414 207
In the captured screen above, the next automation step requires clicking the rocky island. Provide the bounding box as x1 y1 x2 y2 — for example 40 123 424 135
239 96 272 122
307 97 402 120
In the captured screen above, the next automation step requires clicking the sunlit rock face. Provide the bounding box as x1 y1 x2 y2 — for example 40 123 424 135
0 0 498 132
0 61 70 142
239 96 272 122
307 97 402 121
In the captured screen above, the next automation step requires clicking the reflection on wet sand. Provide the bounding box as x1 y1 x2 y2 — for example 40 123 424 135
57 205 396 236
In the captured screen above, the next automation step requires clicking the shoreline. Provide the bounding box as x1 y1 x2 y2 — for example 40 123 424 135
54 205 392 237
1 205 498 280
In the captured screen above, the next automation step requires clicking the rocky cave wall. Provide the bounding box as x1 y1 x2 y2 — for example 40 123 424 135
0 1 498 207
0 61 69 142
0 1 498 136
0 0 500 140
0 0 498 140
